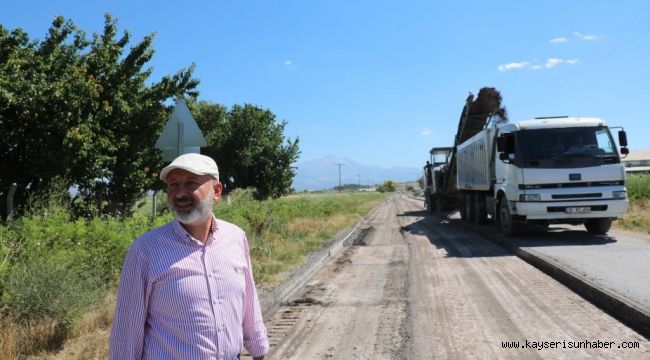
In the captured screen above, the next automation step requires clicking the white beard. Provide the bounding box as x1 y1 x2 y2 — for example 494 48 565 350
170 188 215 225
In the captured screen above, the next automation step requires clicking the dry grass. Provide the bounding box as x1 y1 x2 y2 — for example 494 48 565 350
0 317 67 359
287 214 352 237
0 317 21 360
28 329 110 360
1 292 116 360
9 194 646 359
2 192 384 359
613 199 650 234
255 214 356 286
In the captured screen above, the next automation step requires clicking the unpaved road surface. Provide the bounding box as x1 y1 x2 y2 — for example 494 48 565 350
258 194 650 359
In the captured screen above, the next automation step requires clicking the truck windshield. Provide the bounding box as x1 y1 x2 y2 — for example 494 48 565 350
515 126 619 168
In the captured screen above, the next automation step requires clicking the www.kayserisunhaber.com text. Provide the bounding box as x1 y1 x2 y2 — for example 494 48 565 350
502 340 640 351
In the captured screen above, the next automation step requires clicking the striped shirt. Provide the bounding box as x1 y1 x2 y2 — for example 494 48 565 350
109 216 269 360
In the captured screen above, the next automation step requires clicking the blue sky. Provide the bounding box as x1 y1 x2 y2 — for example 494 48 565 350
2 1 650 169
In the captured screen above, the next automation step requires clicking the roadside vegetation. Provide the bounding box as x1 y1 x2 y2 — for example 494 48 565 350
0 14 299 220
0 189 387 359
613 174 650 233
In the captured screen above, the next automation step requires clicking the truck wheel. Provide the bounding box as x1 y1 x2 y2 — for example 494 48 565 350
584 219 612 235
460 195 467 220
426 196 432 213
466 193 476 223
499 198 522 236
436 197 445 212
474 193 488 225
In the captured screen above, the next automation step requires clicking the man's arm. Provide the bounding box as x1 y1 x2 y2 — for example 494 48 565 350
109 246 150 360
241 234 270 359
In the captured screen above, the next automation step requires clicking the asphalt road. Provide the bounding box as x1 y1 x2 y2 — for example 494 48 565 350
252 194 650 359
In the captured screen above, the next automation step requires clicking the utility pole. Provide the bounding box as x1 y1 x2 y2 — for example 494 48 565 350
334 163 344 191
357 174 361 189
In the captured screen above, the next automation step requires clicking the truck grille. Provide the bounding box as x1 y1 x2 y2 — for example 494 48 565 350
551 193 602 199
519 181 624 190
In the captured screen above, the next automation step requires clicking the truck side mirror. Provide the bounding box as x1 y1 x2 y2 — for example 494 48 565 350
618 130 628 147
497 133 515 154
620 147 629 155
496 136 506 152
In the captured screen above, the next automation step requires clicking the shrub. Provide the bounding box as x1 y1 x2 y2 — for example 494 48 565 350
3 255 105 334
376 180 398 193
626 174 650 200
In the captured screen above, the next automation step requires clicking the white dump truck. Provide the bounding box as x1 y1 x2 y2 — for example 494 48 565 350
457 115 629 235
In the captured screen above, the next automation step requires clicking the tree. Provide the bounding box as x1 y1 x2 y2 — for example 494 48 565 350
417 175 425 189
0 15 198 217
194 102 300 199
376 180 397 193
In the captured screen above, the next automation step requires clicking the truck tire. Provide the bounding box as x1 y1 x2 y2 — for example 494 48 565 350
436 196 445 212
465 193 475 223
460 195 467 220
584 218 612 235
474 193 488 225
498 198 523 236
426 195 432 213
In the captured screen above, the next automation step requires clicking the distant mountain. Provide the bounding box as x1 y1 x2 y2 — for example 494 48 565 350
292 156 421 191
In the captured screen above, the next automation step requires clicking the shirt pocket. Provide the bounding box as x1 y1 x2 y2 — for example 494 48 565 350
212 262 247 300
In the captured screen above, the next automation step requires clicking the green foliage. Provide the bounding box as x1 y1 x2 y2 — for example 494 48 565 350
417 175 425 189
194 101 300 199
213 190 386 283
2 256 105 331
626 174 650 200
376 180 398 193
0 187 169 329
0 185 386 358
333 183 367 192
0 14 198 218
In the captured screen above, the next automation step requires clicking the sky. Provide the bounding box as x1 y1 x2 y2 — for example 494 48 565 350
2 0 650 170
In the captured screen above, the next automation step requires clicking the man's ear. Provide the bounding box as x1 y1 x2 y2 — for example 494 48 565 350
213 181 223 200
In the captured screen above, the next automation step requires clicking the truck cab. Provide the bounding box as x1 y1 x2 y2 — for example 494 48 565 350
423 147 457 212
494 116 629 235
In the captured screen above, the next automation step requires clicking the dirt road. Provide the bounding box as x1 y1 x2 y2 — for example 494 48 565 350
259 194 649 359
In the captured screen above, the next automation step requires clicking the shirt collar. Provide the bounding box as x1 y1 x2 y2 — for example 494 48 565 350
171 215 219 245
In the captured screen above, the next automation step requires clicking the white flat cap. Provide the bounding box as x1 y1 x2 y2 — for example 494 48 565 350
159 153 219 181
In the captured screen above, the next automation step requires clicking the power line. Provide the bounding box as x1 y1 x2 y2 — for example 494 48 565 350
334 163 344 191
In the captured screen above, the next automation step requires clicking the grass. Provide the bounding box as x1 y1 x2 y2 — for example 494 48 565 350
0 190 387 359
5 182 647 359
614 198 650 234
217 190 386 285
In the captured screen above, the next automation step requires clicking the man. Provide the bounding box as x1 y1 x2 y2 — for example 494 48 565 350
109 153 269 360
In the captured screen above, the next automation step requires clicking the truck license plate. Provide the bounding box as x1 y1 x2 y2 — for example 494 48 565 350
565 207 591 214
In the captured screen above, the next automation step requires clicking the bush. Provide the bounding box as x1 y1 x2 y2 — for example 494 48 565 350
626 174 650 200
376 180 398 193
3 255 105 332
0 188 387 357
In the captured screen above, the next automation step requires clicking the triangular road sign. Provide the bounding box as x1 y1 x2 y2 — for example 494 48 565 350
155 97 207 161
